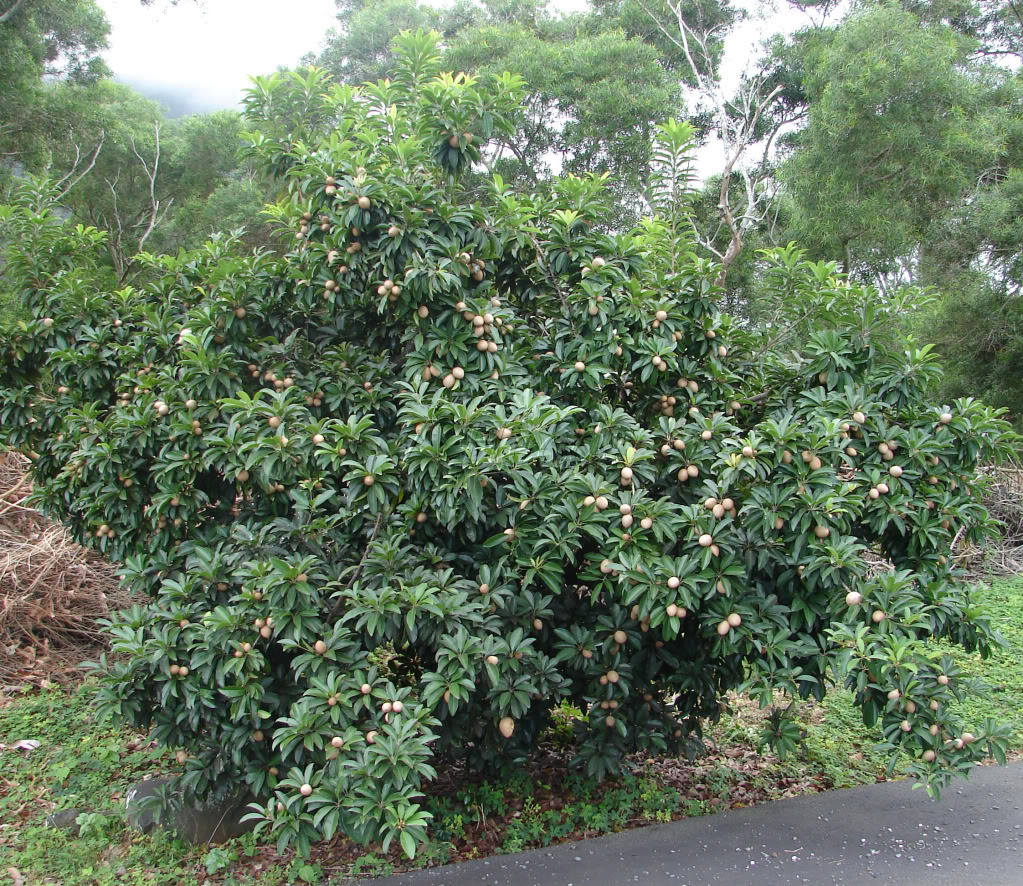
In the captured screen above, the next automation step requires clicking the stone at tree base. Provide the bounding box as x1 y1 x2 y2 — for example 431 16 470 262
124 776 256 844
44 808 87 835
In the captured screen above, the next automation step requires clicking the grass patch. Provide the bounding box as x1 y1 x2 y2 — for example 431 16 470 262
1 576 1021 883
943 577 1023 749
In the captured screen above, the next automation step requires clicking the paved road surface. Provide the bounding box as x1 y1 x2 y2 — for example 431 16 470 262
353 763 1023 886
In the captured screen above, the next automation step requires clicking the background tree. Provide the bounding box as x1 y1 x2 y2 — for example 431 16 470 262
779 4 1004 281
309 0 681 224
0 0 110 178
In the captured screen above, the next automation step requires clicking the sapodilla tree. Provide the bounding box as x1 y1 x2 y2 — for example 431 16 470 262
0 30 1015 860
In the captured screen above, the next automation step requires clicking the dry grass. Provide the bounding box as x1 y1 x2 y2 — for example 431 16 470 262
0 452 128 684
955 464 1023 577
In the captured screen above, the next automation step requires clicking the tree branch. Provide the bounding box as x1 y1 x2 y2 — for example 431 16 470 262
54 130 105 199
131 122 163 256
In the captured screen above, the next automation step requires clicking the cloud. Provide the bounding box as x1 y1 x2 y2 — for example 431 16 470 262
99 0 339 115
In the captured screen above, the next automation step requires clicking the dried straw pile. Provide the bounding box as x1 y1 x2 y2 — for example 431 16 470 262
961 463 1023 577
0 452 128 683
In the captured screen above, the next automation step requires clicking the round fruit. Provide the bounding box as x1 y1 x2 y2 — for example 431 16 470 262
363 475 375 486
358 196 371 210
698 534 713 547
939 412 953 424
666 604 678 618
900 720 912 733
300 784 313 796
574 361 586 372
366 731 378 744
716 620 730 636
922 750 936 762
613 629 627 645
486 654 499 665
872 610 886 623
361 683 372 694
314 640 327 655
846 591 863 606
655 310 668 322
727 613 741 628
937 674 950 686
814 525 830 539
332 736 343 748
595 496 609 510
889 465 903 478
667 576 680 589
620 466 633 482
887 688 901 700
312 433 325 444
499 717 515 738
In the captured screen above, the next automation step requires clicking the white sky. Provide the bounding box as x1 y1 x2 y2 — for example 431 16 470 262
98 0 817 175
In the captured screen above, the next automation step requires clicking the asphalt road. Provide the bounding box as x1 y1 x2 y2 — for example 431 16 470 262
353 763 1023 886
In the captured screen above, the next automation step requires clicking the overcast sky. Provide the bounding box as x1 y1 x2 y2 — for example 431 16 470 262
100 0 340 114
97 0 813 173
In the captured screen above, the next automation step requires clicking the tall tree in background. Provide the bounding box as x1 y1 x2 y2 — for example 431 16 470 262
779 3 1004 282
0 0 110 174
603 0 784 282
767 1 1023 421
309 0 681 224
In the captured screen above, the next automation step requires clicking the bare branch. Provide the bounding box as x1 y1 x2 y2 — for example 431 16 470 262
105 168 125 278
131 122 163 255
640 0 783 285
54 130 105 199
